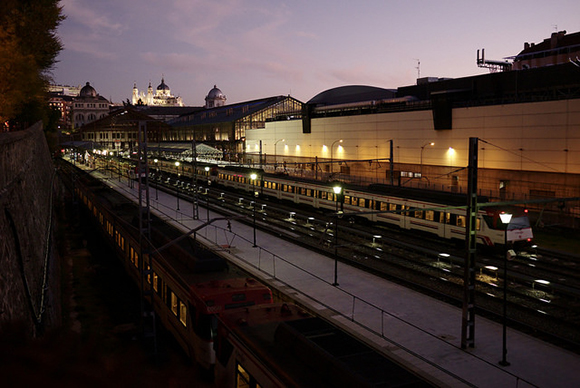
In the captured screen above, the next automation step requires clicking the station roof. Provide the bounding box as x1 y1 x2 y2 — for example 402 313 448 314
307 85 397 106
149 142 223 158
169 95 302 127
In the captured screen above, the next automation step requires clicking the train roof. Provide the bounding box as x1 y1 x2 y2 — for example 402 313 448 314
220 303 435 387
190 277 272 314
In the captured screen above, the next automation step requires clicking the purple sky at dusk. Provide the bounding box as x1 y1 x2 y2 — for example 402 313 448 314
52 0 580 105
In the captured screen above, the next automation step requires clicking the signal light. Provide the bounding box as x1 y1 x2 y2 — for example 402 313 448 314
524 208 528 213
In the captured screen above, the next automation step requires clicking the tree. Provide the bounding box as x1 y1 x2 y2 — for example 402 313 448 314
0 0 64 130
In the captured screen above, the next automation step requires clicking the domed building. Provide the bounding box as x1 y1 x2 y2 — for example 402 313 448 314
72 82 110 129
132 77 184 107
205 85 227 108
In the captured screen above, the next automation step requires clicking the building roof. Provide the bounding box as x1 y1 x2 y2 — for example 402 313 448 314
156 78 170 91
78 107 170 132
169 95 302 127
307 85 397 106
515 30 580 60
79 82 97 98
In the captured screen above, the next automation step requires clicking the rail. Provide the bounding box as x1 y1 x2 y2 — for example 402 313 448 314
150 200 537 388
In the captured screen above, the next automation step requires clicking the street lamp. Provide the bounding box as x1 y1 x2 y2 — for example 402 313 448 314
499 211 512 367
204 167 211 221
330 139 343 176
175 161 180 211
332 184 343 286
250 173 258 247
274 139 285 170
420 142 434 176
154 158 159 200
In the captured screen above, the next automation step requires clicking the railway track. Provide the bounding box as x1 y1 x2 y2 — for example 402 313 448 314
101 165 580 350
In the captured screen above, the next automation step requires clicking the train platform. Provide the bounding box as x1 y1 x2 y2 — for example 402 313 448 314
83 167 579 388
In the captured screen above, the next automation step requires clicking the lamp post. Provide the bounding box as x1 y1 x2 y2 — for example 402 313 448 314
420 142 434 176
330 139 343 176
154 158 159 200
332 184 342 286
250 173 258 247
175 161 180 211
205 167 211 221
274 139 285 170
499 211 512 367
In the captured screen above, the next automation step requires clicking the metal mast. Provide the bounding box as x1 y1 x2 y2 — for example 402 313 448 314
137 120 157 354
462 137 478 348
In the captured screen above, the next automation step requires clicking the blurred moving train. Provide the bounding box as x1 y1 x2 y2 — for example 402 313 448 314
215 302 436 387
148 159 525 247
62 162 273 371
61 159 440 386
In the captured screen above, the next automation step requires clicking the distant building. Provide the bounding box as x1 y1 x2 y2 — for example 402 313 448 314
512 30 580 70
205 85 227 108
132 77 184 107
79 107 170 153
72 82 110 129
48 93 74 131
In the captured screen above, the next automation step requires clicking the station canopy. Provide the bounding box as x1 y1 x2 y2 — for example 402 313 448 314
149 142 223 160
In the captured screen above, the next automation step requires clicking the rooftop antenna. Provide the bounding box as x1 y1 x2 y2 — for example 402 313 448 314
414 59 421 79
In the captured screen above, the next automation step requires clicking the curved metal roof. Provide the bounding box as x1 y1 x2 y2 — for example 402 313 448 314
307 85 396 106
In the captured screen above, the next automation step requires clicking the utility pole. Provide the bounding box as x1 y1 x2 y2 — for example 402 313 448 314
462 137 478 349
137 121 157 356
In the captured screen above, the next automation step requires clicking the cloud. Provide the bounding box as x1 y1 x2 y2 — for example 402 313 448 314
61 0 125 35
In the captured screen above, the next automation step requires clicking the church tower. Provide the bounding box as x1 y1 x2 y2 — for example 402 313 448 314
146 82 153 105
132 83 139 105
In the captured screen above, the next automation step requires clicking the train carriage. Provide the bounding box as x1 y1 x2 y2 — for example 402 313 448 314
139 159 523 246
72 172 273 371
214 303 437 387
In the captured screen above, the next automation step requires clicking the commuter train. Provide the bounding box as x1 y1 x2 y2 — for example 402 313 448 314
64 163 273 371
61 160 440 386
149 159 521 247
214 302 437 387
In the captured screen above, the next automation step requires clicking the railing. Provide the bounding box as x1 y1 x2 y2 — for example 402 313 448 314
155 199 537 388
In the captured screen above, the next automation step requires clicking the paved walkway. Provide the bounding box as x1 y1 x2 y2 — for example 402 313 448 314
87 167 580 388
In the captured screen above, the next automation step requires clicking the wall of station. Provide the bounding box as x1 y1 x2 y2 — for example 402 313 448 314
0 123 61 336
245 98 580 220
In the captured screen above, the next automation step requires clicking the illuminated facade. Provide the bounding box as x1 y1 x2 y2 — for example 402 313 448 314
72 82 110 129
132 77 184 107
243 64 580 218
169 95 303 162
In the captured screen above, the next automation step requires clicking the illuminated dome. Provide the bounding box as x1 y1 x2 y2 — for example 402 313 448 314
157 78 170 91
79 82 97 98
205 85 226 108
207 85 224 99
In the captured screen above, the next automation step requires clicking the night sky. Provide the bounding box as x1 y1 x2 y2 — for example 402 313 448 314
52 0 580 104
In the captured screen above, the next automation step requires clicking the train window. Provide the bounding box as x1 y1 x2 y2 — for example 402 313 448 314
179 301 187 327
389 203 397 212
153 272 159 293
236 363 261 388
306 189 312 197
476 218 481 231
414 210 423 219
171 292 178 316
272 182 277 190
320 191 327 200
300 187 306 195
457 215 466 228
343 195 351 205
380 202 388 211
352 197 359 206
360 198 366 208
425 210 435 221
449 213 457 225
